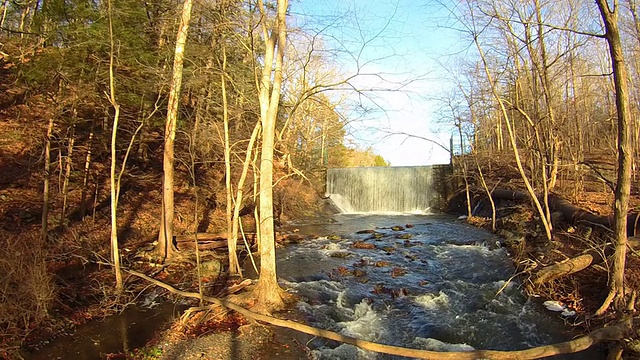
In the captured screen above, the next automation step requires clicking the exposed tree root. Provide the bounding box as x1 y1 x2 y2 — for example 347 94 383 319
126 269 633 360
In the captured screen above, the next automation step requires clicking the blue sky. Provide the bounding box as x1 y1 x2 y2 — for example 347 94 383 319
290 0 467 165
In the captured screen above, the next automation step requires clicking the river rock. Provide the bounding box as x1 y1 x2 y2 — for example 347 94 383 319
329 251 350 258
356 229 376 234
199 260 222 278
352 269 366 277
352 241 375 249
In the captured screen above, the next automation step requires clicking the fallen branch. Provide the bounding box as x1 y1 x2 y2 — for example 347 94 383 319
532 252 603 286
175 233 256 243
177 240 242 251
125 269 632 359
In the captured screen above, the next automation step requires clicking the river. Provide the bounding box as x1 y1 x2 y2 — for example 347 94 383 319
275 213 599 359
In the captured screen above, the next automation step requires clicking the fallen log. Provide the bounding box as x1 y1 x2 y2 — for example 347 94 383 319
178 240 241 251
174 232 304 251
532 251 604 286
174 233 257 243
126 269 633 360
531 238 640 285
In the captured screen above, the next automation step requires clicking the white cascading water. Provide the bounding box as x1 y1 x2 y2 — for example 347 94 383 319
325 166 448 213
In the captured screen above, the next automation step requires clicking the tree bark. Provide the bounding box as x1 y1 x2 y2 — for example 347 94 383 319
594 0 632 315
107 0 122 292
253 0 289 311
533 252 601 286
41 117 54 241
80 129 93 220
60 124 74 225
158 0 193 261
221 44 240 276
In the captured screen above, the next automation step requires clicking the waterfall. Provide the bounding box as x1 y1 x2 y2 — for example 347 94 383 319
325 165 452 213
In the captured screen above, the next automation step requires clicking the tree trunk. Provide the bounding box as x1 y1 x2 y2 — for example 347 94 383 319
252 0 289 311
60 125 75 225
158 0 193 261
221 44 240 276
594 0 632 315
41 117 54 241
107 0 122 292
230 123 260 264
1 0 8 30
80 129 94 220
472 28 553 241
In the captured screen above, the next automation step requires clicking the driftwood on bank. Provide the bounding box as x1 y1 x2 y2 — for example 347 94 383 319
533 252 603 286
532 239 640 286
126 269 632 360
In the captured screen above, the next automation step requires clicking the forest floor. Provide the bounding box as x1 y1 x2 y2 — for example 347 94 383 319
1 91 639 359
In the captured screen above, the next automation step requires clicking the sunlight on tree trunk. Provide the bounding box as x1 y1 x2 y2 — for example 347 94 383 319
231 122 261 272
470 25 553 241
60 124 74 226
252 0 289 311
107 0 123 293
221 43 241 276
41 117 54 242
0 0 8 30
158 0 193 261
80 128 94 220
594 0 631 316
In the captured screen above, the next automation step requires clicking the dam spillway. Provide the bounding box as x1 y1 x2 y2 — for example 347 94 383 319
325 165 452 213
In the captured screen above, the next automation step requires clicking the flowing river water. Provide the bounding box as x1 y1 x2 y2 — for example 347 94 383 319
24 213 602 359
276 213 600 359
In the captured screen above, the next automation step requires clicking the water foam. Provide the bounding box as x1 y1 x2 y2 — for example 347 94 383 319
415 291 450 310
337 300 385 341
311 344 372 360
413 337 475 352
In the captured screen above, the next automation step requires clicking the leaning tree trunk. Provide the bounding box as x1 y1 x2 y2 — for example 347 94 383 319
473 33 553 241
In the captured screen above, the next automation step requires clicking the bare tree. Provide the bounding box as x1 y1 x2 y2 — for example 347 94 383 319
158 0 194 261
252 0 289 311
464 1 553 241
107 0 123 292
594 0 632 315
41 117 54 241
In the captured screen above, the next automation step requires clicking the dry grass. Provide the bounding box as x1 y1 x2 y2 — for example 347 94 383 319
0 232 55 351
